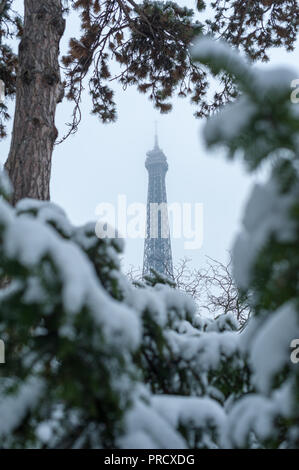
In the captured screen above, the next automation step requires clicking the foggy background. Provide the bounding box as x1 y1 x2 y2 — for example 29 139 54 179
1 0 298 272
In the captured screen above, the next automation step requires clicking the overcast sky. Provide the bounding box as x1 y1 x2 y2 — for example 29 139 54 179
1 1 299 272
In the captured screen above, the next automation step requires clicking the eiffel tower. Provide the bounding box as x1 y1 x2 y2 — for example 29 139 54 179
143 130 173 279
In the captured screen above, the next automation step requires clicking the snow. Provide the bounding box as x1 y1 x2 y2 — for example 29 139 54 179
233 179 297 289
191 37 249 80
204 96 256 145
0 169 12 200
190 38 299 448
0 198 14 225
192 37 299 169
152 394 225 435
125 283 197 329
225 381 294 448
194 312 239 333
252 67 296 101
192 37 296 101
16 199 73 238
72 223 96 251
0 121 297 449
250 302 299 393
119 394 187 449
0 378 44 438
166 329 240 371
120 391 226 449
1 201 141 351
22 276 48 304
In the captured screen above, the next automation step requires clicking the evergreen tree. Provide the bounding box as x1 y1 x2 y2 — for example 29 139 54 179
193 36 299 448
1 0 298 202
0 170 246 449
0 4 298 448
1 38 299 443
0 0 21 138
4 0 65 204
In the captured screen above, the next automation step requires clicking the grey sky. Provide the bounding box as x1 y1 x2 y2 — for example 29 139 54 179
1 1 299 272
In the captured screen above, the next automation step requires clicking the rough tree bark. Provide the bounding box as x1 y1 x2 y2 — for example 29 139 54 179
5 0 65 204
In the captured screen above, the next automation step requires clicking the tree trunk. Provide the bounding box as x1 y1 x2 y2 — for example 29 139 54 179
5 0 65 205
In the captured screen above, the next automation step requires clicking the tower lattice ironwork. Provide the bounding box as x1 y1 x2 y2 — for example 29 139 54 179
143 132 173 279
